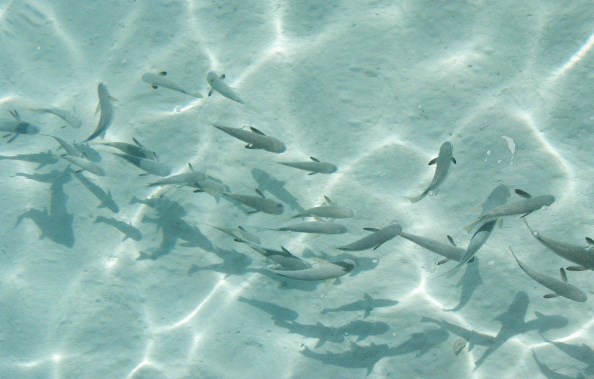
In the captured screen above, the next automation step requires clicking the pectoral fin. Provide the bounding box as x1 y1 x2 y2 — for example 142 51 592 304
373 242 385 250
428 157 438 165
151 85 158 89
447 235 456 246
586 237 594 245
363 227 380 232
310 157 320 162
255 188 266 198
250 127 265 135
515 189 532 198
451 157 457 164
159 71 167 76
559 268 567 282
566 265 588 271
543 293 559 299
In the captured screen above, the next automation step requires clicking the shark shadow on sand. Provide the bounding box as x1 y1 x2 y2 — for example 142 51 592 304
252 168 303 212
321 292 398 318
0 150 58 170
444 257 483 312
15 168 75 247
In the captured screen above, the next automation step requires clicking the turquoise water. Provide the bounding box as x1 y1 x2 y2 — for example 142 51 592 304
1 1 593 378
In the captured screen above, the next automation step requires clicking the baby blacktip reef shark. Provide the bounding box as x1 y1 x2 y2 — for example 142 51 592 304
278 157 337 175
206 71 244 104
409 141 456 203
84 83 115 142
464 189 554 233
142 71 203 98
523 219 594 271
268 259 356 281
213 124 286 153
509 247 587 302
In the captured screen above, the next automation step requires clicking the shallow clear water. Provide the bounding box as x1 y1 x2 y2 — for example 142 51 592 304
0 1 593 378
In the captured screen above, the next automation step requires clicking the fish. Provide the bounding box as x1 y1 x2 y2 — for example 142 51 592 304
223 189 284 215
96 138 158 160
243 242 311 270
213 124 286 153
409 141 456 203
523 219 594 271
399 231 466 263
111 153 171 177
278 157 337 175
208 224 261 244
206 71 244 104
464 189 554 233
60 155 105 176
95 216 142 241
268 259 356 281
32 107 82 128
509 247 587 302
142 71 203 98
40 134 83 157
0 110 40 142
442 184 510 276
150 167 228 197
321 293 398 318
266 221 347 234
84 83 115 142
291 196 354 219
337 224 402 251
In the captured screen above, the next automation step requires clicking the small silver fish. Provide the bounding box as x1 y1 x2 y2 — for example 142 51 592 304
223 189 284 215
523 219 594 271
509 247 587 302
61 155 105 176
337 224 402 251
111 153 171 176
409 141 456 203
291 196 354 219
142 71 203 98
0 110 40 142
270 221 347 234
84 83 115 142
268 259 356 281
97 138 158 160
207 71 244 104
40 134 83 157
32 107 82 128
465 189 554 233
278 157 337 175
213 124 286 153
209 224 261 245
399 231 466 262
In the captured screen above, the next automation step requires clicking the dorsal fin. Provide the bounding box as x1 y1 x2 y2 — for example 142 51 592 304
310 157 320 162
159 71 167 76
250 127 265 135
151 85 158 89
515 189 532 198
220 74 225 79
447 235 457 246
255 188 265 198
132 137 143 147
559 268 567 282
451 157 457 164
586 237 594 246
188 162 195 171
323 195 333 204
363 293 371 301
428 157 437 165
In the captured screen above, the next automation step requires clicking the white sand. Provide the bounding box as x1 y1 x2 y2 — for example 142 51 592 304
0 1 593 378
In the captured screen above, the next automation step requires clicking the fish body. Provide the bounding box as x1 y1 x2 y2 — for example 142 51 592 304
1 110 40 136
33 107 82 128
409 141 456 203
213 124 286 153
98 140 158 160
112 153 171 176
524 221 594 270
275 221 347 234
269 259 356 281
337 224 402 251
149 171 227 196
40 134 83 157
244 242 310 270
465 194 554 233
278 157 337 174
61 155 105 176
210 225 261 244
84 83 114 142
292 205 354 219
509 247 587 302
223 191 284 215
399 231 465 261
142 72 203 98
443 185 510 275
207 71 244 104
95 216 142 241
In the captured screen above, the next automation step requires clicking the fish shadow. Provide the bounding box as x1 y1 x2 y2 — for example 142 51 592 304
321 292 399 318
188 247 253 277
237 297 300 322
252 168 303 212
444 257 483 312
15 168 75 247
0 150 58 170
